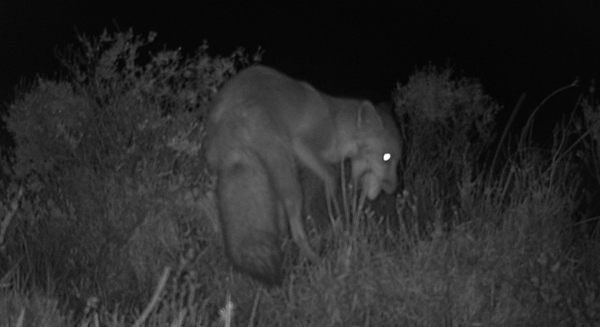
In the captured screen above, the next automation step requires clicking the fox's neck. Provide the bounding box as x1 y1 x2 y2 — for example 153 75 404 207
322 97 364 162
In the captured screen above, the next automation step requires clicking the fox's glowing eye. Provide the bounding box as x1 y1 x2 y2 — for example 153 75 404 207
383 153 391 162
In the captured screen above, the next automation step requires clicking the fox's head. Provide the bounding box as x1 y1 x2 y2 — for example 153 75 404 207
351 102 401 200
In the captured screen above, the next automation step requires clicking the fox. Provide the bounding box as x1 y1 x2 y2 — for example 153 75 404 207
205 65 401 285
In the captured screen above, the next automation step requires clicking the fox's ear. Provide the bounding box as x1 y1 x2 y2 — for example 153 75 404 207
357 101 383 128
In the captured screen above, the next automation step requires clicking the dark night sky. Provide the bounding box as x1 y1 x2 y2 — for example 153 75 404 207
1 1 599 141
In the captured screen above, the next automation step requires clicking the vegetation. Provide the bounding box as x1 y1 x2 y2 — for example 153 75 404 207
0 30 598 326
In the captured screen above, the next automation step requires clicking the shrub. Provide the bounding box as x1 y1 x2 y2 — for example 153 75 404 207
393 65 500 234
2 29 257 308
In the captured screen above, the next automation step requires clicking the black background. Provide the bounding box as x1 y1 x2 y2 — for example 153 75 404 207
1 1 599 144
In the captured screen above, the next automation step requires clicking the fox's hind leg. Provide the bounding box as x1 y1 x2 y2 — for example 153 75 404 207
216 152 286 285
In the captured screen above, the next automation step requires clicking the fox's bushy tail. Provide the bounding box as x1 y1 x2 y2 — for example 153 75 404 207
216 154 286 285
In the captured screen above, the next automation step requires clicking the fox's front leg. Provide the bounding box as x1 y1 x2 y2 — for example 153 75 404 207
292 138 342 219
267 156 320 263
292 138 337 198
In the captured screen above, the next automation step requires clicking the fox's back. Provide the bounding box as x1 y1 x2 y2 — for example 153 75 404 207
211 66 332 135
206 66 337 166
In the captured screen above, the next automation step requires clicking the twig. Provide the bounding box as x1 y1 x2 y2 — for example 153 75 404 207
0 187 23 253
132 266 171 327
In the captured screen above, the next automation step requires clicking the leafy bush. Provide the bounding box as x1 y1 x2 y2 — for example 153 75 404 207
2 29 257 307
394 65 500 234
